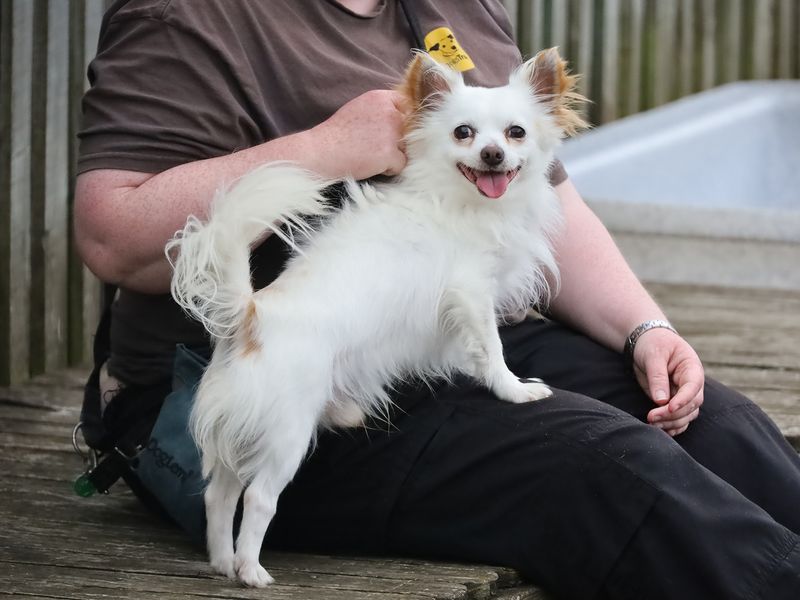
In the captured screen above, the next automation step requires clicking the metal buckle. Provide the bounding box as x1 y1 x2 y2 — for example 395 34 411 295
114 443 143 461
71 421 98 472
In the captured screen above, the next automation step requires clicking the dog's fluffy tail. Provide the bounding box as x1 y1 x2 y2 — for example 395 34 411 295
167 163 332 339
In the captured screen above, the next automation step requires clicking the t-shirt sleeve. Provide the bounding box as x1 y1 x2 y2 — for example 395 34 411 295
548 158 568 187
78 16 263 175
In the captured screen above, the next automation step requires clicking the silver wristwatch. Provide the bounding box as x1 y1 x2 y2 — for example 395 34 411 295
624 319 678 359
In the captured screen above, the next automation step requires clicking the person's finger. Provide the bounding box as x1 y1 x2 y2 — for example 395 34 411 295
664 409 699 436
666 364 704 414
641 352 671 407
647 402 700 429
382 148 408 176
649 389 701 424
665 422 691 437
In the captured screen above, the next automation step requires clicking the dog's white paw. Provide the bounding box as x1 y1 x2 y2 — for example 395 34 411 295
235 557 274 587
501 378 552 403
209 554 236 579
520 378 553 401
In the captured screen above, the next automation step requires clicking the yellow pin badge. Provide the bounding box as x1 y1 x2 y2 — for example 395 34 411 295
424 27 475 72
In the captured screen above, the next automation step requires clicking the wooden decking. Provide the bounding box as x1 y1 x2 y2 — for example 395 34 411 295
647 282 800 446
2 282 798 600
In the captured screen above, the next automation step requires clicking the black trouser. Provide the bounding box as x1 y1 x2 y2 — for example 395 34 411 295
264 319 800 600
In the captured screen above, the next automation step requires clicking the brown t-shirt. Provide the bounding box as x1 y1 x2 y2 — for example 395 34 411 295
78 0 568 384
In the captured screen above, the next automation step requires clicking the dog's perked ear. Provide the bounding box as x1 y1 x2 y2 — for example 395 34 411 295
512 47 588 137
399 52 461 113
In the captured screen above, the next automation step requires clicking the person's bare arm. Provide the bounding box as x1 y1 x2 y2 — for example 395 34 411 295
548 178 667 350
549 178 704 435
75 90 407 295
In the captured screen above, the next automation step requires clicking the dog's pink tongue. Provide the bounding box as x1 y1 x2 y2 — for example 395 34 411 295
475 171 509 199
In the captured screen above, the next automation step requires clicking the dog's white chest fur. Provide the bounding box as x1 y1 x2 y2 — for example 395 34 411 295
263 178 559 415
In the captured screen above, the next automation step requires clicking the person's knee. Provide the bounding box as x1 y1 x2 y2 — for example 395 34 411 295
697 377 757 419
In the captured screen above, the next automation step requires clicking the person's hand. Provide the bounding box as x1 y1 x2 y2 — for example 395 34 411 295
631 328 705 436
309 89 408 180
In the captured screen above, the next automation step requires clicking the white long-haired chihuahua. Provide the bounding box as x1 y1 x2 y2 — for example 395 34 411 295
168 48 584 587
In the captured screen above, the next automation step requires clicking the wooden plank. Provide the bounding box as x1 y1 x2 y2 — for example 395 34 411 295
15 365 88 390
0 404 78 426
0 454 83 484
721 0 743 83
0 0 34 385
0 507 516 600
752 0 774 79
600 0 620 123
528 0 546 55
0 563 443 600
646 283 800 320
28 0 48 377
0 595 74 600
700 366 800 401
624 0 645 116
0 463 522 591
574 0 594 103
679 0 696 96
67 0 87 368
0 556 481 600
44 0 71 373
83 0 105 81
8 547 506 600
0 374 82 410
0 485 160 527
27 0 73 377
0 528 508 599
647 282 800 372
503 0 519 42
0 2 7 385
3 564 461 600
653 0 679 106
647 283 800 445
549 0 568 56
78 1 107 366
699 0 717 89
776 0 793 78
516 0 533 56
0 432 77 453
0 416 72 438
641 0 658 111
1 0 13 385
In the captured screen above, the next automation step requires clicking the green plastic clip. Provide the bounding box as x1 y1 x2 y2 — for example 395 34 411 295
73 472 97 497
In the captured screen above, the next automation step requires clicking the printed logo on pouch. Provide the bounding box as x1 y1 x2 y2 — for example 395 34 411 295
145 438 194 483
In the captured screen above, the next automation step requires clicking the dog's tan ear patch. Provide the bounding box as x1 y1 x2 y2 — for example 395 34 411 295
400 53 455 109
519 48 588 137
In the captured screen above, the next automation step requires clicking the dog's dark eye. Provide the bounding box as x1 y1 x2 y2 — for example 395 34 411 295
507 125 526 139
453 125 474 140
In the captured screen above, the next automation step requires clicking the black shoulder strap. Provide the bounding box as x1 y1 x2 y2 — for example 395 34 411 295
398 0 425 51
78 283 172 495
79 283 117 452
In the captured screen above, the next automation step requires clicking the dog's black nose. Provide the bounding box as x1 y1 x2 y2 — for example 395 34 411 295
480 145 504 167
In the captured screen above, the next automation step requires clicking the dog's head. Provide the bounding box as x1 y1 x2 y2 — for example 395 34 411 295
399 48 586 200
